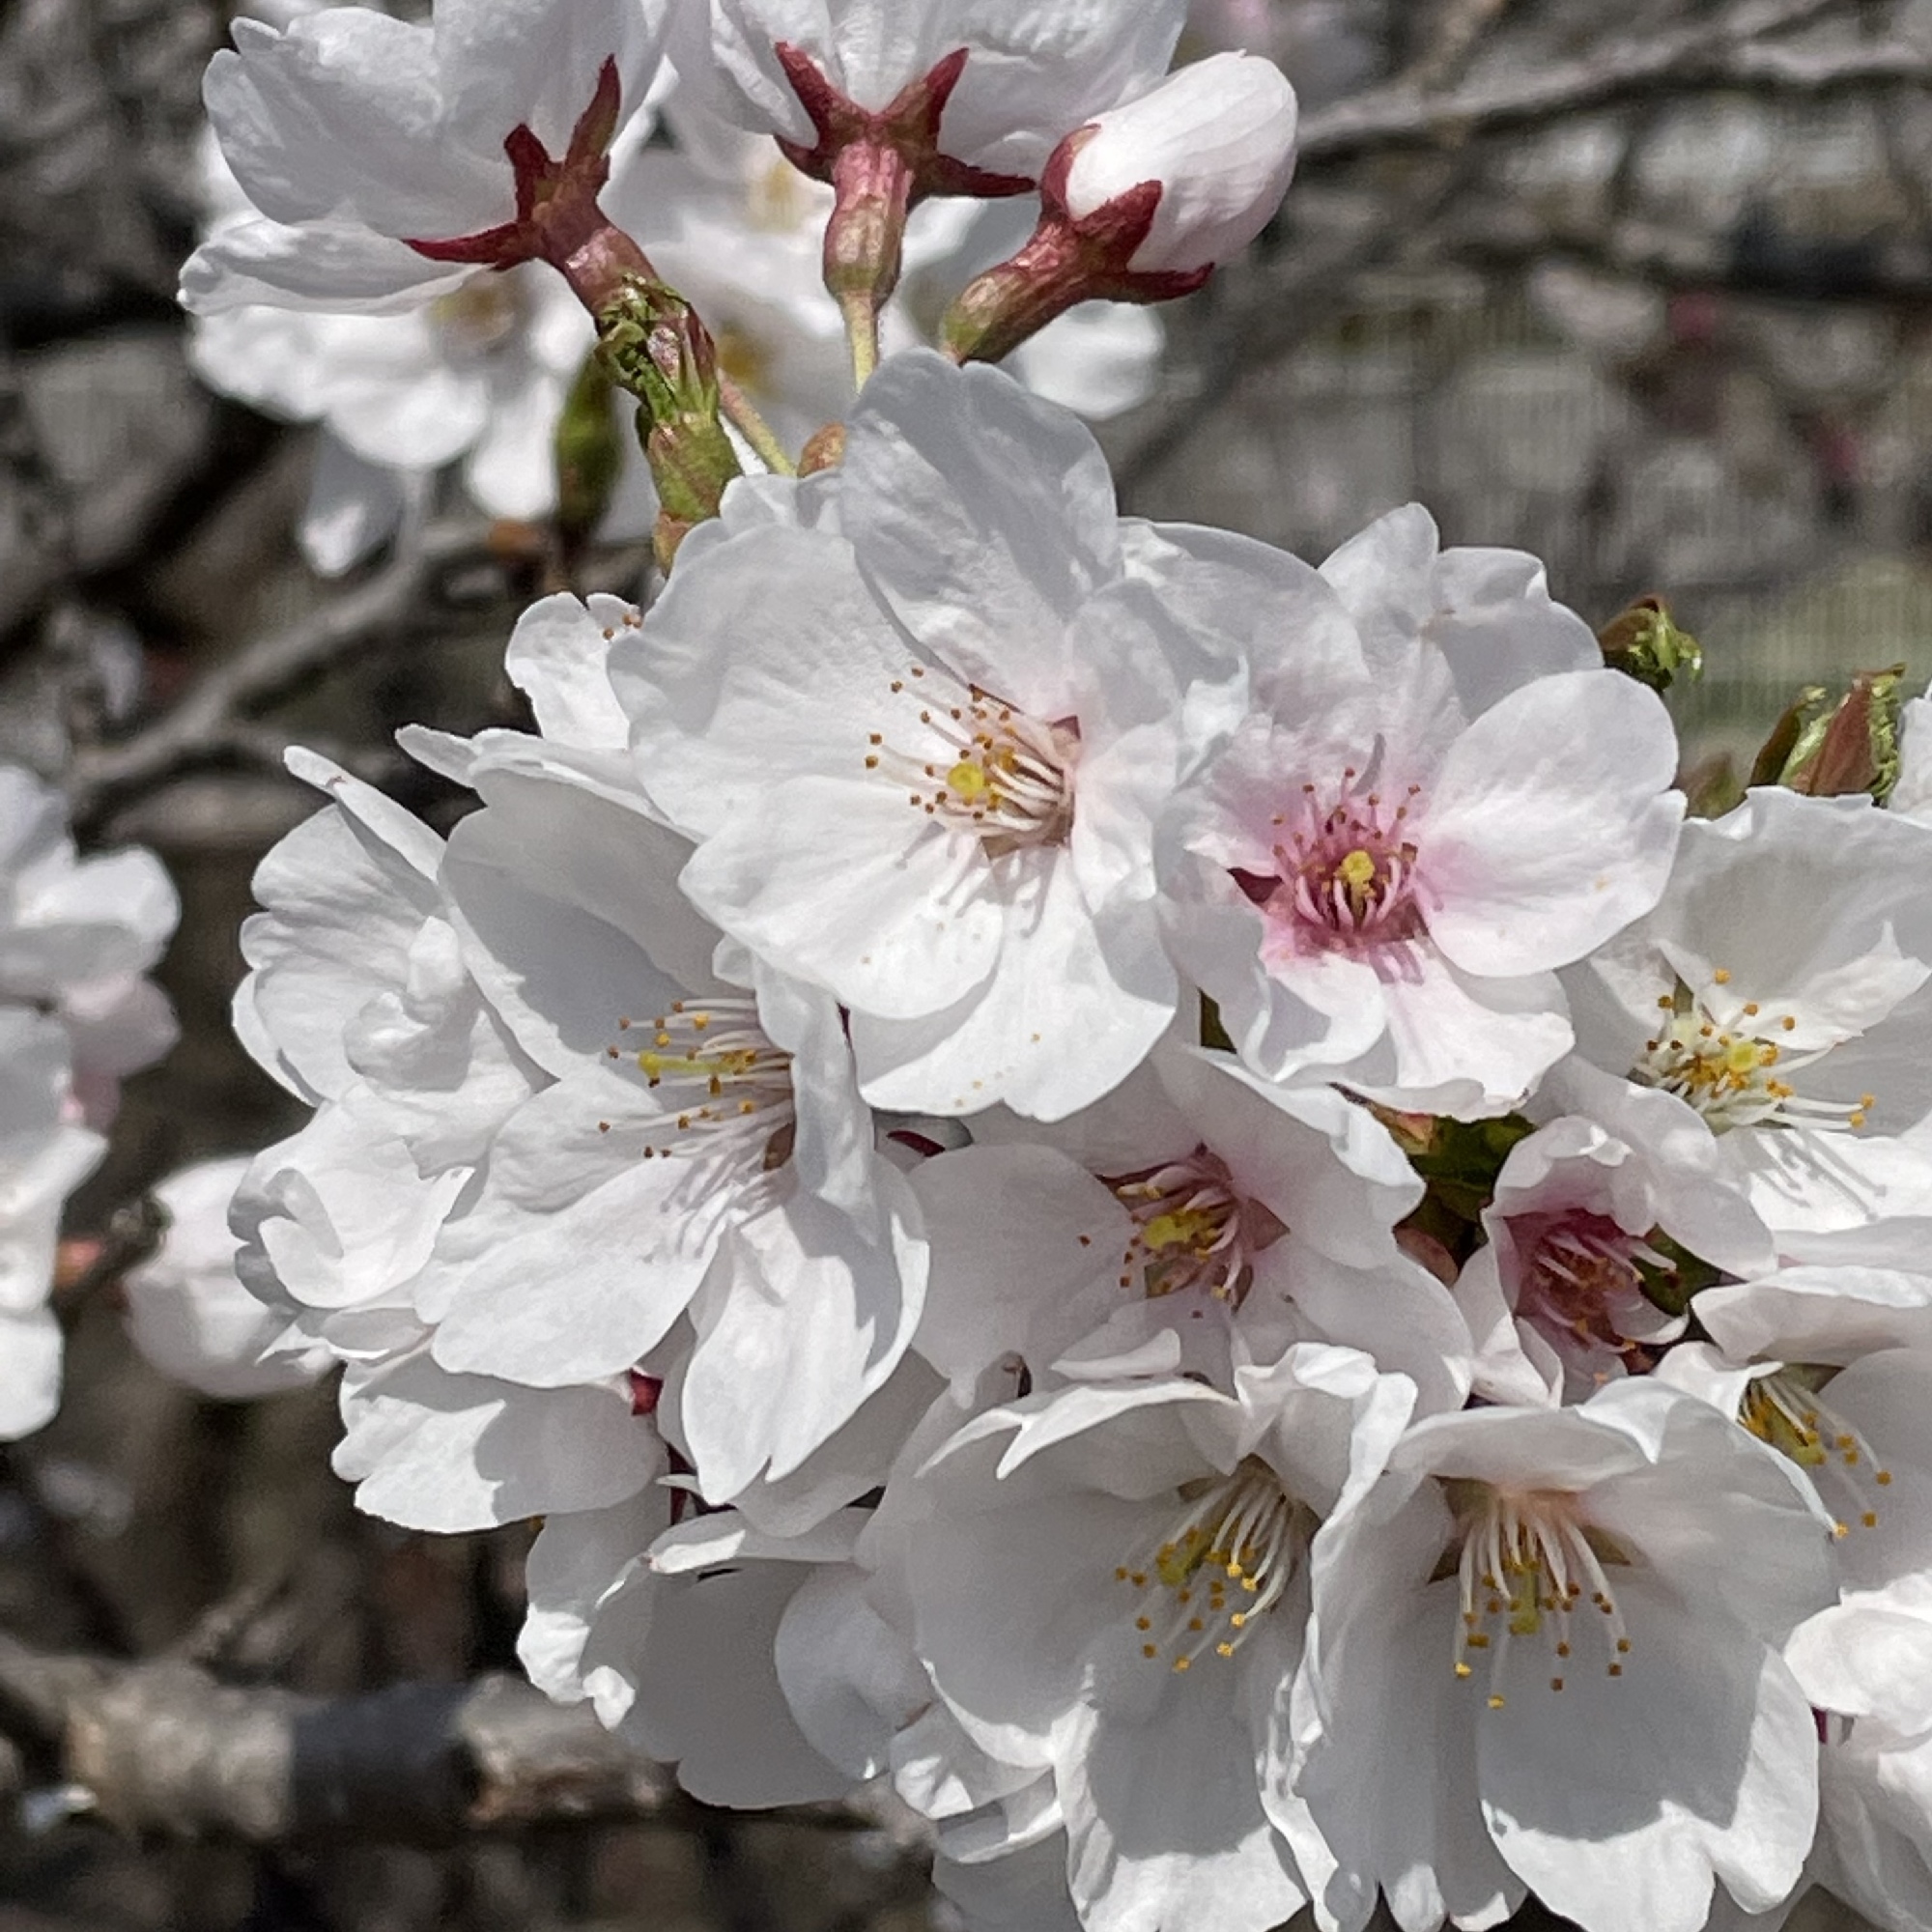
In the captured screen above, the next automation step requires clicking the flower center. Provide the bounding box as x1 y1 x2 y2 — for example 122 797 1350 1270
429 269 528 359
865 665 1077 858
1443 1485 1634 1706
1633 970 1872 1135
1236 762 1427 952
605 997 795 1167
1116 1458 1309 1672
1739 1368 1893 1538
1104 1147 1285 1310
745 155 827 234
1520 1211 1667 1363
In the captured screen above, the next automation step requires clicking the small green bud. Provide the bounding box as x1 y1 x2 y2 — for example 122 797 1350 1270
1597 596 1703 693
594 274 742 554
1754 664 1906 802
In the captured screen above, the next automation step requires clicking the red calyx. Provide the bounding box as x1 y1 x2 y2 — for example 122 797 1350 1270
772 43 1034 205
1032 128 1216 305
941 128 1212 368
405 57 651 309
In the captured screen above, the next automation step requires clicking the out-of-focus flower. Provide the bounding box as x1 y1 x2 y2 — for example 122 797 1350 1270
0 1011 104 1440
123 1156 331 1399
0 761 176 1440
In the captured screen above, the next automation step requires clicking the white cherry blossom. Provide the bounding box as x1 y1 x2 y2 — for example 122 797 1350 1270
200 0 672 300
617 352 1264 1121
1159 512 1683 1117
913 1038 1471 1412
675 0 1188 179
899 1345 1414 1932
1569 786 1932 1243
1454 1078 1775 1406
1295 1380 1833 1932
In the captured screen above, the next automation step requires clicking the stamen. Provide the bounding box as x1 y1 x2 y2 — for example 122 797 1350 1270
1516 1210 1674 1365
604 997 794 1168
1118 1461 1310 1671
1445 1486 1634 1702
1740 1369 1894 1534
1102 1147 1286 1309
1236 753 1429 955
1634 971 1873 1135
867 665 1077 857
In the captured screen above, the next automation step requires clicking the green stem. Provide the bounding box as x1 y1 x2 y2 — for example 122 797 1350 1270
841 291 880 390
716 373 798 477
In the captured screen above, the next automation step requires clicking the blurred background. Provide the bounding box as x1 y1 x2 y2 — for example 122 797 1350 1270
2 0 1928 1924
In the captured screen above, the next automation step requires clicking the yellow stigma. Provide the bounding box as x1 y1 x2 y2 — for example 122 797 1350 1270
1338 848 1378 894
947 760 992 801
1142 1207 1221 1255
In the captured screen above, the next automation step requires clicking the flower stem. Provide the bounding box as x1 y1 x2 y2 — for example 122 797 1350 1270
716 373 798 476
841 291 880 390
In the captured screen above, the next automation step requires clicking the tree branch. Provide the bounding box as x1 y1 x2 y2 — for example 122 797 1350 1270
63 515 494 834
1294 0 1915 164
0 1634 927 1851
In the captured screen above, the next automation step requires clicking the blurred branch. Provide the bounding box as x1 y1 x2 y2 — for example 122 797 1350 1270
1295 0 1914 163
1115 152 1482 500
63 515 494 834
0 1634 929 1852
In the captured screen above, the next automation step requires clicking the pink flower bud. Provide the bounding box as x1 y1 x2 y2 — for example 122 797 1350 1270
1060 53 1297 273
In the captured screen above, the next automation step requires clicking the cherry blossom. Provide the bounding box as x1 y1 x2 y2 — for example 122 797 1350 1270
617 352 1261 1120
1295 1381 1833 1932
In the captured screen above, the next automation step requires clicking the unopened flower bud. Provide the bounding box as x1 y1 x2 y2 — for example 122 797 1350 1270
595 276 743 561
942 53 1296 368
1061 54 1297 274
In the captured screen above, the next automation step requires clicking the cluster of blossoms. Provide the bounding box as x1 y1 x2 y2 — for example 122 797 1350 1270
159 0 1932 1928
0 768 176 1439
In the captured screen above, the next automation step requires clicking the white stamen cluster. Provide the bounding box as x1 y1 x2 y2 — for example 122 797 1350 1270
1117 1459 1307 1672
1634 970 1872 1135
604 997 795 1164
1740 1370 1894 1538
866 664 1077 857
1449 1487 1633 1706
